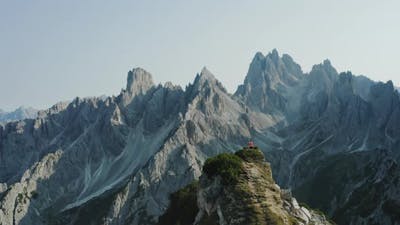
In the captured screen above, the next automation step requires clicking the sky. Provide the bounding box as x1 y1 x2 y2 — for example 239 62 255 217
1 0 399 111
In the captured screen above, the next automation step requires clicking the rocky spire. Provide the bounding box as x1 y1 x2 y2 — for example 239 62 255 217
306 59 339 94
194 67 217 84
268 48 280 63
235 49 303 113
189 67 227 94
126 68 155 96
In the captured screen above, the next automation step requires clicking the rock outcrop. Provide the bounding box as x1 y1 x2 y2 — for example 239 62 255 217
158 148 333 225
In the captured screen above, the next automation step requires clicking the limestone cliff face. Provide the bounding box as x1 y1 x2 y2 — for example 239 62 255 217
158 149 333 225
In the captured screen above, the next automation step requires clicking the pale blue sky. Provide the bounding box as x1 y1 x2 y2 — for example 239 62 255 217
1 0 399 111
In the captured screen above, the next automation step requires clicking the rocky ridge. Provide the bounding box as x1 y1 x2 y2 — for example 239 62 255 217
158 148 333 225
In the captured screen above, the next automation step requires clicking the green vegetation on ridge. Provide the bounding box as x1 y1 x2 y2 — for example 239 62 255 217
203 147 265 185
203 153 244 185
159 148 333 225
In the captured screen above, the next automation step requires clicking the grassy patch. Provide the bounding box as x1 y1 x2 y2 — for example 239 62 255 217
17 193 24 204
235 147 265 163
264 208 285 225
203 153 244 185
30 191 39 199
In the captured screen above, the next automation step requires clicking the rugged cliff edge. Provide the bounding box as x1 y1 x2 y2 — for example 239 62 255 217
158 148 333 225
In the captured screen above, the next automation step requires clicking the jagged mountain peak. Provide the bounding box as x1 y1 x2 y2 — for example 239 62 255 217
310 59 336 75
266 48 280 62
249 49 280 67
338 71 353 83
37 101 70 118
244 49 303 87
253 51 265 61
200 66 211 75
385 80 394 90
126 67 155 95
281 53 297 66
190 67 228 94
334 71 356 93
235 50 303 114
195 66 217 83
370 80 395 97
323 59 332 66
250 49 280 64
255 49 298 71
307 60 338 91
163 81 182 91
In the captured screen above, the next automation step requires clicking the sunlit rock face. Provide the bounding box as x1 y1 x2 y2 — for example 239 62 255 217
1 50 400 225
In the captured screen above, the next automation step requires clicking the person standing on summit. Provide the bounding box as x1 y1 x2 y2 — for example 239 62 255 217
247 141 255 149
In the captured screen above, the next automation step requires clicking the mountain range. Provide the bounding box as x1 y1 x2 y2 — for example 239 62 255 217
1 49 399 225
0 107 38 124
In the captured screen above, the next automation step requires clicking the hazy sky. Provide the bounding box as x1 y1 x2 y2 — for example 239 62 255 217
1 0 399 111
